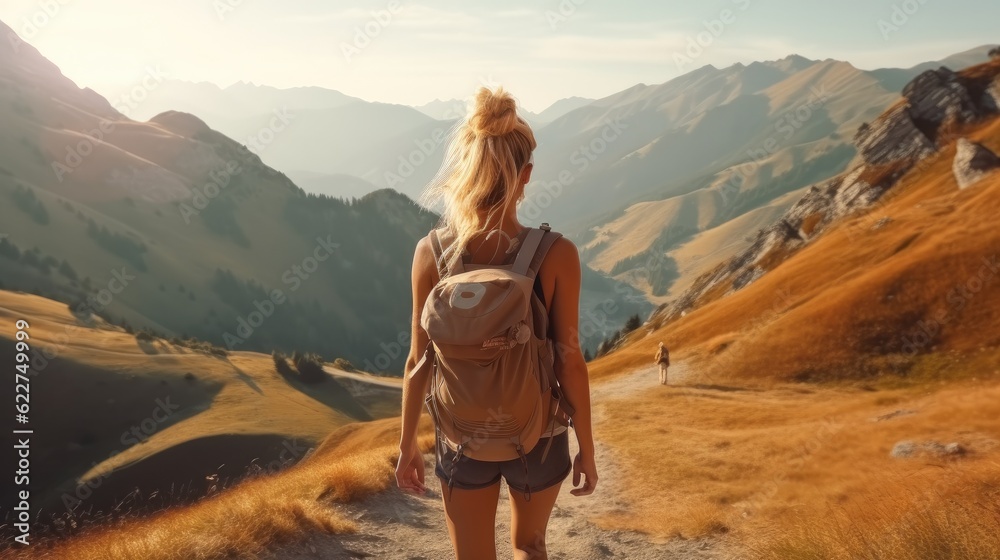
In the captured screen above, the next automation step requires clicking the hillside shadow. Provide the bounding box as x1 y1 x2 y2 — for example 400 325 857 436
234 368 263 394
688 383 757 393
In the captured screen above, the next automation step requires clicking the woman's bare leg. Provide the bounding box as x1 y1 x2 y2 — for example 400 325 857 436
440 479 501 560
508 481 562 560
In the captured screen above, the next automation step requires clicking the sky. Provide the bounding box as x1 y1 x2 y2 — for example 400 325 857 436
1 0 997 112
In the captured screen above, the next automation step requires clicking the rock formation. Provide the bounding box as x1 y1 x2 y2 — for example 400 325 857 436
953 138 1000 189
650 60 1000 326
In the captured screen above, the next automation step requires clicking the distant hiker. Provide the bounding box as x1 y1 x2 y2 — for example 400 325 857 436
655 342 670 385
396 86 597 560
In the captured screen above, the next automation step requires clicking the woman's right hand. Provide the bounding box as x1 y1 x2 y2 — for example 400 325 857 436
395 441 427 494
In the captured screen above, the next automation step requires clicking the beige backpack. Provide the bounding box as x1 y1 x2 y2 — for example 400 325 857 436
413 224 574 472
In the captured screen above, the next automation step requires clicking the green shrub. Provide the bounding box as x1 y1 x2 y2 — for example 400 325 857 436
332 357 356 372
292 351 327 384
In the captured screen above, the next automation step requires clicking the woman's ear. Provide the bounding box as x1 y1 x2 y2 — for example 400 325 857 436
520 163 533 185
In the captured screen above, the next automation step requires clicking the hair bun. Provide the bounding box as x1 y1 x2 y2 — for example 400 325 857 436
468 87 520 138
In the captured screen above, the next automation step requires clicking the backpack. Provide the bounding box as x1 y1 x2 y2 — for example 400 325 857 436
656 348 670 365
413 224 574 473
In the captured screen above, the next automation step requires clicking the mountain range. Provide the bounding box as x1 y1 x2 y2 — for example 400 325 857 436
114 44 997 307
0 18 644 367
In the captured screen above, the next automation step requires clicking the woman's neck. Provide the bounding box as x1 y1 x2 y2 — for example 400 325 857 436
477 211 523 236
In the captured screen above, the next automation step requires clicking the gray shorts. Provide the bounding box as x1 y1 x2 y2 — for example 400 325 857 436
435 431 572 499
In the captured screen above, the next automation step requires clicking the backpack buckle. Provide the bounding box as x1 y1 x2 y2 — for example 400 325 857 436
540 223 551 231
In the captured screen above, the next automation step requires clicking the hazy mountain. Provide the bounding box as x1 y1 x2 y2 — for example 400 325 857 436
0 20 646 364
414 95 595 128
535 47 999 302
128 79 436 194
414 97 468 121
638 56 1000 381
870 44 998 91
283 170 380 200
534 96 595 123
129 79 362 123
0 19 439 370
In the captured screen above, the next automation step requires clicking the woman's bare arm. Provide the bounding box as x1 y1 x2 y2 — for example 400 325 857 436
397 237 436 490
539 237 598 494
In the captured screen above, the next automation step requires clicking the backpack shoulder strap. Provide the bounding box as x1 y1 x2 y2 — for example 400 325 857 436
428 227 465 278
512 227 545 275
514 223 562 277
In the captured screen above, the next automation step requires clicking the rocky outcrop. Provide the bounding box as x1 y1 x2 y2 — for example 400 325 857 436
953 138 1000 189
890 440 966 459
854 105 936 167
855 66 994 166
650 60 1000 326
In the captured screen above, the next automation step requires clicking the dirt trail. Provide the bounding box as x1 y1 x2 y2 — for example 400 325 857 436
267 363 723 559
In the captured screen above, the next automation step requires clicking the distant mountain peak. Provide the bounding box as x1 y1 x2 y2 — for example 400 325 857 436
149 110 212 136
760 53 818 73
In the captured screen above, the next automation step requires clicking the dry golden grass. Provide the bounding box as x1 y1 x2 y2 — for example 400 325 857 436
750 468 1000 559
583 106 1000 555
590 112 1000 385
0 289 404 517
5 418 434 560
592 372 1000 550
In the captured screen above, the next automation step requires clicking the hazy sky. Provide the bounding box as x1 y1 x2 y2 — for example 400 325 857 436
1 0 996 112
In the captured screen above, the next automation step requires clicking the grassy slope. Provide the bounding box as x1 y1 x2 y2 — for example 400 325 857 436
579 112 1000 556
593 115 1000 383
9 118 998 558
0 289 401 519
574 59 899 299
0 26 440 370
2 418 434 560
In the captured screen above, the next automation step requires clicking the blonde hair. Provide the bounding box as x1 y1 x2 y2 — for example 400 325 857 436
422 86 536 273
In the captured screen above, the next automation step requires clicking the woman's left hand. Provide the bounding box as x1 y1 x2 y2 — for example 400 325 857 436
570 452 598 496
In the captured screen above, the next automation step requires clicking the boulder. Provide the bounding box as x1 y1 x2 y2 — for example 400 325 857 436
902 67 981 134
890 439 967 459
855 105 937 167
953 138 1000 189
